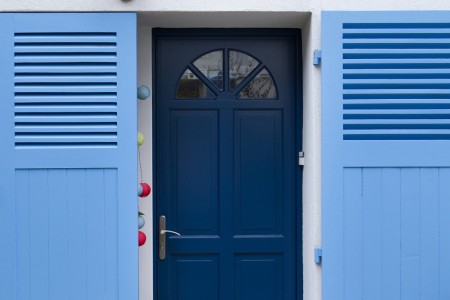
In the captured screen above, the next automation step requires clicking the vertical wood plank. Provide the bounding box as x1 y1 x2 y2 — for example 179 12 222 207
68 169 87 300
86 169 106 300
105 169 119 299
15 170 30 300
362 168 382 300
381 168 401 299
322 12 345 300
343 168 363 299
0 14 15 300
439 168 450 300
420 168 439 299
401 168 420 300
29 170 49 299
48 169 69 300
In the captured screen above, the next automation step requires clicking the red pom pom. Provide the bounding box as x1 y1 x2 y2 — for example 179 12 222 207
140 182 151 198
138 231 146 247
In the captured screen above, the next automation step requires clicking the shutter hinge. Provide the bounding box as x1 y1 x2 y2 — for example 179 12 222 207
314 247 322 264
298 151 305 166
313 50 322 65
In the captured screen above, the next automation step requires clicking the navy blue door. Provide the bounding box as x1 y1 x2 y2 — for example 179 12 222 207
154 29 300 300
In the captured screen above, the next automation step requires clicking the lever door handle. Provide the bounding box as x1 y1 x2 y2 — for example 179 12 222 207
160 229 181 236
159 215 181 260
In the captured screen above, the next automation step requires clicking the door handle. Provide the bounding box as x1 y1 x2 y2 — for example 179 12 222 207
159 215 181 260
160 230 181 236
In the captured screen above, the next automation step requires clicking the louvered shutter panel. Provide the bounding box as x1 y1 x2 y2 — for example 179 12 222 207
0 13 137 299
322 11 450 300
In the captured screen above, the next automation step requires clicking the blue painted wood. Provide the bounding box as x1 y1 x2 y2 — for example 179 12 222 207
48 170 69 300
29 170 50 299
322 12 345 300
0 13 137 300
381 169 401 299
439 169 450 299
420 168 440 300
235 255 282 300
323 11 450 300
234 110 283 235
170 110 219 235
67 170 88 299
171 255 219 300
86 170 107 299
15 171 30 300
105 169 120 299
362 169 382 300
343 169 362 299
154 29 300 300
401 169 420 300
0 14 16 300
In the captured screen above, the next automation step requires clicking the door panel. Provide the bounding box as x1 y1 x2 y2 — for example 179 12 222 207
170 110 219 235
155 29 299 300
171 255 220 300
235 254 283 300
234 110 283 234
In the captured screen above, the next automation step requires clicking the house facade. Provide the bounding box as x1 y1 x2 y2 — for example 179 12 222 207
1 1 450 300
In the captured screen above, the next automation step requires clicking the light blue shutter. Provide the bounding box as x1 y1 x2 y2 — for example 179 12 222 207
0 13 137 299
322 11 450 300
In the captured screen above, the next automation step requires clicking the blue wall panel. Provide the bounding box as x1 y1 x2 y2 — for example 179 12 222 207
341 167 450 299
381 168 401 299
14 169 119 300
420 169 440 300
439 169 450 299
323 11 450 300
401 169 420 300
0 13 137 300
343 169 362 299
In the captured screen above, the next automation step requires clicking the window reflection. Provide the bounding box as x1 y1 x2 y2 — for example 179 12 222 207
229 51 259 91
238 68 277 99
193 51 223 91
176 68 214 99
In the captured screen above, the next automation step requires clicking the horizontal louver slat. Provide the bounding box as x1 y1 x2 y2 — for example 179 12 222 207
15 124 117 133
15 75 118 83
14 66 118 73
13 32 118 148
15 96 117 104
343 23 450 140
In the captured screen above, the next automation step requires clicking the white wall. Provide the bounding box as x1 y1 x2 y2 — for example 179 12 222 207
137 25 154 300
3 1 450 299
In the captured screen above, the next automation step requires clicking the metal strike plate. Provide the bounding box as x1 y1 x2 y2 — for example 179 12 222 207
159 215 166 260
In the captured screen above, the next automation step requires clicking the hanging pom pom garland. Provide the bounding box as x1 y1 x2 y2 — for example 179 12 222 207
137 131 151 247
138 132 151 198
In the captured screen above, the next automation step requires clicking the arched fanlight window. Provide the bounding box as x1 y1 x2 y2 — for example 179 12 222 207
176 49 277 100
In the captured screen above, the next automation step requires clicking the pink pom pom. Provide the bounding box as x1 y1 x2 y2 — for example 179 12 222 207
140 182 151 198
138 231 146 247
